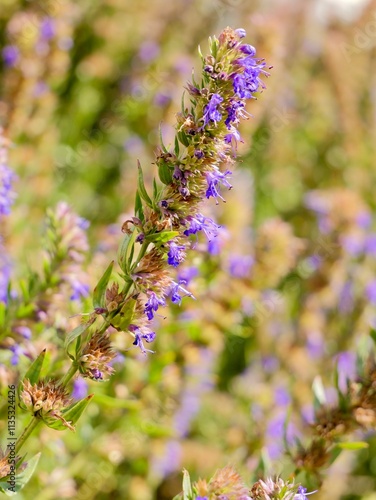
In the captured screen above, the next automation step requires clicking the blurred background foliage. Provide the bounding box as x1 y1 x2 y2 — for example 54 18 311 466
1 0 376 498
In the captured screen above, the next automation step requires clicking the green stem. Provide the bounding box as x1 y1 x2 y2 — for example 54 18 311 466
60 362 78 387
122 240 150 296
15 417 40 454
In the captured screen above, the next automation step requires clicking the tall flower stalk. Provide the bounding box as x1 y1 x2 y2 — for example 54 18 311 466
2 26 271 492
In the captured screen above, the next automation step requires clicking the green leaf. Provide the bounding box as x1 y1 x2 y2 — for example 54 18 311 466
177 131 190 147
335 441 369 450
370 328 376 345
137 161 153 207
146 231 179 244
118 231 137 274
312 376 326 410
158 161 173 185
0 452 41 496
22 349 46 385
43 394 94 431
110 297 137 332
134 191 145 223
64 322 90 350
182 469 193 500
93 261 114 309
0 301 6 328
93 393 141 410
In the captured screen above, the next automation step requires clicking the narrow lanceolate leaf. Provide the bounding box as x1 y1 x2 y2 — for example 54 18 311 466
22 350 46 386
182 469 193 500
0 452 41 496
93 260 114 309
312 376 326 410
43 395 94 431
370 327 376 345
134 190 145 223
335 441 369 450
64 322 90 350
137 161 153 207
118 230 137 274
0 301 5 328
146 231 180 244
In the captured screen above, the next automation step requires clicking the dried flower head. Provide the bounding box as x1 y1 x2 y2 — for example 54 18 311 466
79 332 116 380
206 465 251 499
20 379 73 430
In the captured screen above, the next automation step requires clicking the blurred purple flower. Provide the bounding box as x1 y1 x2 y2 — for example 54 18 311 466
9 345 24 366
177 266 198 285
228 254 254 278
70 280 90 301
261 355 279 373
356 211 372 229
154 92 171 107
366 280 376 305
138 40 160 63
341 234 364 256
2 45 19 67
274 385 291 406
72 378 88 399
40 17 55 41
336 351 357 393
338 281 354 314
14 326 31 339
0 239 11 304
365 234 376 257
306 330 324 358
0 146 17 216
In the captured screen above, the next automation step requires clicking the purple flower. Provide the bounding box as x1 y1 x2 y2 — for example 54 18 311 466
274 385 291 406
9 345 24 366
225 100 246 128
167 241 185 267
91 368 103 380
239 44 256 56
365 234 376 257
336 351 357 393
70 280 90 301
228 254 253 278
138 40 160 63
169 281 194 305
235 28 247 38
366 280 376 305
202 93 223 127
72 378 88 399
144 292 166 320
0 157 17 216
129 325 156 354
232 56 268 99
341 234 364 256
206 167 232 202
183 213 220 240
2 45 19 67
295 486 309 500
14 326 32 339
338 281 354 314
177 267 198 285
0 239 11 304
40 17 55 41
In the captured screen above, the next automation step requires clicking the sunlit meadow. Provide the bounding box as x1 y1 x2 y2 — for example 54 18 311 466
1 1 376 499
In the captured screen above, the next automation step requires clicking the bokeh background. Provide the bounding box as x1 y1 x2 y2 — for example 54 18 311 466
1 0 376 498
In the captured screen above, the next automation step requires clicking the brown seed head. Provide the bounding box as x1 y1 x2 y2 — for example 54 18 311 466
79 332 116 380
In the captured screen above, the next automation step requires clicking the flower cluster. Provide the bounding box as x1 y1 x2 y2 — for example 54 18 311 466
0 129 16 217
104 27 270 355
175 466 310 500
